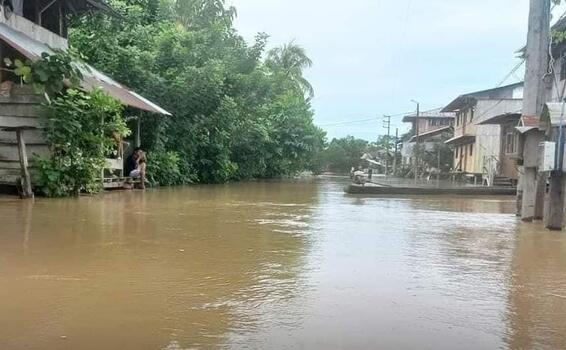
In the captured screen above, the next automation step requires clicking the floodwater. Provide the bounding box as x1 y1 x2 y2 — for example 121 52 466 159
0 179 565 350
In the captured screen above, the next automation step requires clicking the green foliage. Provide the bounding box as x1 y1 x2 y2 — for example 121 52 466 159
266 42 315 99
34 88 129 197
68 0 325 184
146 150 188 186
322 136 370 173
4 51 83 95
319 135 399 174
3 50 129 197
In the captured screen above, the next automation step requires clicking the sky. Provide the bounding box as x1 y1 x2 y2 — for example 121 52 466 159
227 0 566 141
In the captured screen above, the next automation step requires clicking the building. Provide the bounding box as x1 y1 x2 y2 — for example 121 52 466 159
401 108 454 173
0 1 170 193
441 82 523 185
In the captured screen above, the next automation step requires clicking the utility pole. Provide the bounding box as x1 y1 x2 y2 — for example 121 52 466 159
519 0 550 222
393 128 399 176
383 115 391 176
411 100 420 182
437 146 441 182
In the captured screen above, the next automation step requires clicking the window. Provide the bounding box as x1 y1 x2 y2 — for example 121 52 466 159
469 144 473 156
470 108 474 122
505 132 517 154
455 147 459 158
561 50 566 81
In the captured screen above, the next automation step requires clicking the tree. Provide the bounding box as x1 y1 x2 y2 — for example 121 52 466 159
322 136 369 173
174 0 237 29
266 41 315 99
68 0 325 184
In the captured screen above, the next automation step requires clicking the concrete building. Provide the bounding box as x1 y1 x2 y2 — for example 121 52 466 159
442 82 523 185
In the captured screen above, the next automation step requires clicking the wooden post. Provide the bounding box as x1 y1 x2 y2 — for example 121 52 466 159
135 115 141 148
520 0 550 222
16 129 33 199
535 172 546 220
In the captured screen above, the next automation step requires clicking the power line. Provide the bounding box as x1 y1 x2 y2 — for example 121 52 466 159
318 110 413 127
319 117 380 127
496 60 525 87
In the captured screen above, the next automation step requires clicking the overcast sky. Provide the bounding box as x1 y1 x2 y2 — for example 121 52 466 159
227 0 566 141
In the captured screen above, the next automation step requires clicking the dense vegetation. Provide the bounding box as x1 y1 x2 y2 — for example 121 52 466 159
322 135 398 174
4 52 130 197
67 0 326 185
35 88 129 196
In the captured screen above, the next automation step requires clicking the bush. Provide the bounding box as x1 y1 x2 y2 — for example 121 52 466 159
146 150 190 186
34 89 129 197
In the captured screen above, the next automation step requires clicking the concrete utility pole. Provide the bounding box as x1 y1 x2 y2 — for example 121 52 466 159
383 115 391 176
393 128 399 176
520 0 550 222
411 100 420 182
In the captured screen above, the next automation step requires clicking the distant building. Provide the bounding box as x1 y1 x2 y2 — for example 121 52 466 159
442 82 523 185
401 108 454 170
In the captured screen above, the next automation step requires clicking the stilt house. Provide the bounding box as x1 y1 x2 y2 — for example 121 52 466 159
0 0 170 193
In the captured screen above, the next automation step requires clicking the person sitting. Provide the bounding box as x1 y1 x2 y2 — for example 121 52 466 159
124 148 146 189
129 152 147 189
125 147 141 177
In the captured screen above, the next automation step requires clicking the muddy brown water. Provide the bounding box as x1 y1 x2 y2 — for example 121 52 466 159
0 179 565 349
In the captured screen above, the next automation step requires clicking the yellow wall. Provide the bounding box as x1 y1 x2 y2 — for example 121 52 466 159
453 143 477 173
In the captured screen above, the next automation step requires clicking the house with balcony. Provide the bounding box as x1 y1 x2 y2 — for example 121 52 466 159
442 82 523 186
0 0 170 194
401 108 454 173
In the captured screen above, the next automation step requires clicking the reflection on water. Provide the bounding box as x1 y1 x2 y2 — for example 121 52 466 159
0 179 564 349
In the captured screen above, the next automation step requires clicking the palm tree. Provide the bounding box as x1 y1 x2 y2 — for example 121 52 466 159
174 0 237 29
266 41 314 99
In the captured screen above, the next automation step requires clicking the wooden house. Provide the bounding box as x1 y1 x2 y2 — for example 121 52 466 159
401 108 454 168
0 1 170 195
441 83 523 185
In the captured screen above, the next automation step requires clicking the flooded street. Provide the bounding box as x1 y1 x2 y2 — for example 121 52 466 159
1 179 566 349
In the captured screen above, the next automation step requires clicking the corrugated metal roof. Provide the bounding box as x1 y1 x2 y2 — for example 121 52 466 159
444 135 475 145
408 125 452 143
402 108 455 123
441 82 524 113
0 22 171 115
477 113 521 125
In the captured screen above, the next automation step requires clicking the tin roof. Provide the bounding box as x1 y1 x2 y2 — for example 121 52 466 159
477 113 521 125
444 135 475 146
441 82 524 113
0 21 170 115
408 125 452 143
402 107 455 122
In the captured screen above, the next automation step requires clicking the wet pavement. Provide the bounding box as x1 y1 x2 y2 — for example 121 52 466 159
0 179 565 349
